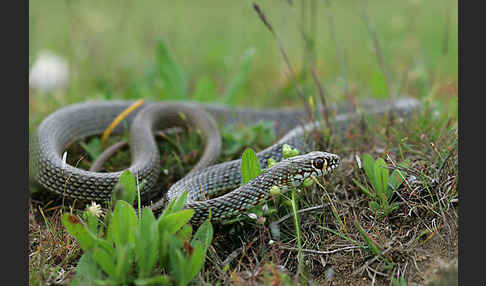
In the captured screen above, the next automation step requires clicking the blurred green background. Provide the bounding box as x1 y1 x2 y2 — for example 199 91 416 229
29 0 457 116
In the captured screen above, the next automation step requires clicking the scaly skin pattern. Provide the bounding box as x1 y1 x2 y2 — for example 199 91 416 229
30 97 420 222
186 151 340 224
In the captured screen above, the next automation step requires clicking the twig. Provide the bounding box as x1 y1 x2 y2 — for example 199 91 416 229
351 245 394 276
368 263 388 277
280 245 360 255
271 204 328 226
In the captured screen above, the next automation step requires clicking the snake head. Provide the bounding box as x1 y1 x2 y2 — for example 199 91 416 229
287 151 340 186
309 151 340 176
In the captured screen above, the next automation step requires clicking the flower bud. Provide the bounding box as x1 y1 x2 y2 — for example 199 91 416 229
270 185 281 195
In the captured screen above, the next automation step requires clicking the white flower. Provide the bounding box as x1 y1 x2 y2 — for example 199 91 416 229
29 50 69 94
86 202 103 218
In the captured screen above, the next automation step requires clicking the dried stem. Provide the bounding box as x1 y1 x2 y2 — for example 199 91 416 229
270 204 328 225
280 245 360 255
283 1 332 133
252 2 312 117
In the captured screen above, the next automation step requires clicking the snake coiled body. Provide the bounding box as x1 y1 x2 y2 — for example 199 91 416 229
31 97 420 223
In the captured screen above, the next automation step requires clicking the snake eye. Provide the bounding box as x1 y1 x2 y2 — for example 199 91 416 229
313 158 325 170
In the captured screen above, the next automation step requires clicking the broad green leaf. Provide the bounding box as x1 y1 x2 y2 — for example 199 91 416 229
158 230 184 269
155 40 187 99
168 242 188 286
158 209 194 235
93 245 117 279
134 275 171 286
158 231 170 267
374 158 388 201
187 244 205 281
171 191 188 213
191 219 213 252
83 210 99 235
113 170 137 205
96 238 115 259
362 154 377 192
241 148 262 184
111 200 138 246
114 245 134 284
71 252 104 286
177 224 193 242
223 48 255 104
61 213 97 251
135 208 159 278
159 190 188 220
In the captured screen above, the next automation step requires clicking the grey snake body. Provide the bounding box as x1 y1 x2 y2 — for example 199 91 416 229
30 97 420 223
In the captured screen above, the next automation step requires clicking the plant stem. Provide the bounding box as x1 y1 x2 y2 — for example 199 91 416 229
136 174 141 219
291 189 303 274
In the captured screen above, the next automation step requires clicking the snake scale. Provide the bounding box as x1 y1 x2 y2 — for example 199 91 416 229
30 97 420 223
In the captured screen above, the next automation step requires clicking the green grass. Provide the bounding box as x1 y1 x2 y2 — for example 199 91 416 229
29 0 457 285
29 0 457 109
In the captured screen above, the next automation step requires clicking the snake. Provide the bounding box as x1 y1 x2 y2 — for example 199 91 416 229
30 97 420 224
